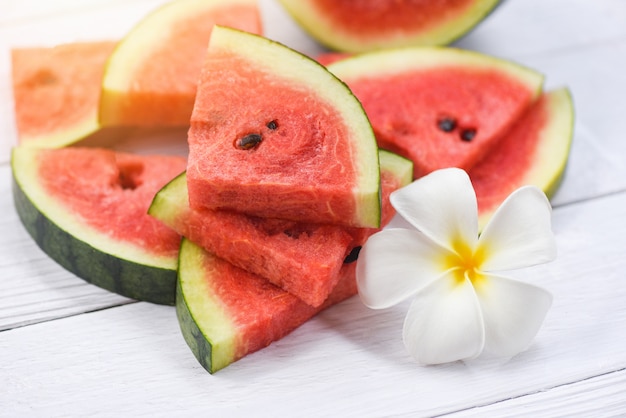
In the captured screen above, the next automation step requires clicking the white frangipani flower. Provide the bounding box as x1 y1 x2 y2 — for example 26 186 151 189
356 168 556 365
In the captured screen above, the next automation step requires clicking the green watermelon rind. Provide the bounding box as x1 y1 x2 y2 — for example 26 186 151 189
176 239 238 373
278 0 502 53
11 147 178 305
196 26 381 228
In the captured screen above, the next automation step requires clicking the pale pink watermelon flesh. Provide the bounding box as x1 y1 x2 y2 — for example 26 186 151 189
342 67 538 178
152 154 404 307
37 148 186 257
100 2 263 126
11 41 116 146
186 27 380 228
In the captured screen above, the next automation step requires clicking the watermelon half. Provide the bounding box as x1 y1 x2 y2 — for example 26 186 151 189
99 0 262 127
327 47 544 178
150 150 412 307
11 147 187 305
278 0 501 53
11 41 116 147
186 26 381 228
471 88 575 227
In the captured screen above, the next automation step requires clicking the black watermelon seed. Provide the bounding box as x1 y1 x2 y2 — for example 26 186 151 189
437 117 457 133
343 246 362 264
237 133 263 150
266 120 278 130
460 129 477 142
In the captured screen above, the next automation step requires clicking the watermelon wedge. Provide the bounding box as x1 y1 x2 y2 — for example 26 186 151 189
149 150 412 307
471 88 575 227
186 26 381 228
176 239 358 373
278 0 501 52
327 47 544 178
99 0 262 127
11 41 116 147
11 147 187 305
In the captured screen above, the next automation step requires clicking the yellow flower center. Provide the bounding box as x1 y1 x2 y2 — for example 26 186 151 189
445 237 487 288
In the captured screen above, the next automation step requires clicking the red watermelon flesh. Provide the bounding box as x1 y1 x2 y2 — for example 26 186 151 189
38 147 186 258
151 151 407 307
471 88 574 226
177 239 358 373
186 26 380 228
327 48 543 179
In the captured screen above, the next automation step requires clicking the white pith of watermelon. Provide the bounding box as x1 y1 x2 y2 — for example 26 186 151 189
186 26 381 228
471 88 575 227
327 46 544 178
150 150 412 308
11 147 187 304
99 0 262 127
278 0 501 52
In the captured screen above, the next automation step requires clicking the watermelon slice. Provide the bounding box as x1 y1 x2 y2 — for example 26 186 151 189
11 147 187 305
99 0 262 127
11 41 116 147
149 150 412 307
176 239 358 373
278 0 501 52
471 88 574 227
186 26 381 227
327 47 544 178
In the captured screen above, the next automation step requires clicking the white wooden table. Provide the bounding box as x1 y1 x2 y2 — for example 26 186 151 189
2 0 626 416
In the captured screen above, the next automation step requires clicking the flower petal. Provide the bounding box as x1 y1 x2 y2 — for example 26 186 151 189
478 186 557 271
402 272 485 365
475 274 552 358
356 228 452 309
390 168 478 251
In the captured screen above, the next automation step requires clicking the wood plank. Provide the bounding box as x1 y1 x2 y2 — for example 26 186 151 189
0 165 134 331
446 368 626 417
1 190 625 416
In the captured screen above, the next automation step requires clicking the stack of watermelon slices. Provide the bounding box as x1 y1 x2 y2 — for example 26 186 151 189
9 0 574 374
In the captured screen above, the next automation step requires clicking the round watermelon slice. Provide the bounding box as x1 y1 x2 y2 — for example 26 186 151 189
99 0 262 127
11 41 116 147
278 0 501 53
11 147 187 305
186 26 381 228
327 47 544 178
471 88 575 227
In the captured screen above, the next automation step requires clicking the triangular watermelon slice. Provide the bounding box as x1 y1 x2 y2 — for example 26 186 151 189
99 0 262 127
327 47 544 178
471 88 575 227
149 150 412 307
176 239 359 374
11 146 187 305
186 26 381 228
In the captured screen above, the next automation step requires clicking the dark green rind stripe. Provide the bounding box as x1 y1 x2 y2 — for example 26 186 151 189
12 175 178 305
175 275 216 373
